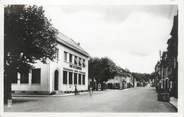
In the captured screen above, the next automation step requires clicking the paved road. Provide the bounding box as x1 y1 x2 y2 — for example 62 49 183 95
4 87 177 112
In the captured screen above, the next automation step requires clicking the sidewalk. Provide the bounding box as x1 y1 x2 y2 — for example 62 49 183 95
12 90 102 97
169 97 177 109
5 90 103 109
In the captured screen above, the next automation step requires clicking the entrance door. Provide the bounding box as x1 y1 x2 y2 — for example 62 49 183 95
54 70 59 90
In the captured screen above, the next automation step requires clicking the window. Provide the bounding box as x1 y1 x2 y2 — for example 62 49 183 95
83 59 86 67
79 58 82 66
78 74 81 85
69 54 73 63
63 71 67 84
56 48 59 62
12 71 18 83
74 73 77 84
69 72 73 84
82 75 85 85
64 51 67 62
20 72 29 83
74 56 78 65
32 69 41 84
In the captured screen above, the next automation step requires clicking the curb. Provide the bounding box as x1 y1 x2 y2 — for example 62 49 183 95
168 102 178 112
169 101 177 109
12 91 101 97
168 97 178 111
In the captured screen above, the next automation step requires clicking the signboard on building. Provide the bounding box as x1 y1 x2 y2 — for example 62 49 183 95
69 64 82 70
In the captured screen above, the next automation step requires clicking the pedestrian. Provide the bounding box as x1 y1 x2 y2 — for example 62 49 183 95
74 85 78 95
89 86 93 96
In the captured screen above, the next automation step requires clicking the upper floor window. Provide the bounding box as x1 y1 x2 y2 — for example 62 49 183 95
83 59 86 67
69 54 73 63
56 48 59 62
64 51 67 62
79 57 82 66
74 56 78 65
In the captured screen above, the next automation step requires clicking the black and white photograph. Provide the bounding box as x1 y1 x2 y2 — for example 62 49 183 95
1 1 182 115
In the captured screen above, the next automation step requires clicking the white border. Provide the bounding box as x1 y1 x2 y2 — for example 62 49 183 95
0 0 179 5
0 3 4 116
0 0 183 117
178 0 184 115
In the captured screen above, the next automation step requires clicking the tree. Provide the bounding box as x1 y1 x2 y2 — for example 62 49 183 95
89 57 118 90
4 5 58 103
88 57 101 80
89 57 117 83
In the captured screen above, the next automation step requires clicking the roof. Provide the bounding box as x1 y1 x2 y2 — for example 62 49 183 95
106 79 121 84
56 33 89 57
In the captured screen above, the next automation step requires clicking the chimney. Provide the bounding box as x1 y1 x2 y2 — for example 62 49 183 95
77 42 80 46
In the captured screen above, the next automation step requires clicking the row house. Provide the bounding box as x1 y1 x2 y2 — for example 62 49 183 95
155 14 178 99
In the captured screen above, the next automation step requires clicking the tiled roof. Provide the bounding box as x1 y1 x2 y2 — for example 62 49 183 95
56 33 89 57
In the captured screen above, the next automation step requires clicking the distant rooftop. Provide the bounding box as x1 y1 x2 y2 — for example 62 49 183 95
56 33 89 57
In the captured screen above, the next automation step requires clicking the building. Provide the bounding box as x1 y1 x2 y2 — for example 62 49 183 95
106 75 134 89
11 33 90 94
106 76 125 89
125 75 134 88
154 14 178 99
155 52 170 93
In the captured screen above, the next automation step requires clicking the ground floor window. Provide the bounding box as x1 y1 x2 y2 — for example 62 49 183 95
69 72 73 84
32 69 41 84
20 72 29 83
74 73 77 84
63 69 86 85
78 74 81 85
82 75 85 85
63 71 67 84
11 71 17 83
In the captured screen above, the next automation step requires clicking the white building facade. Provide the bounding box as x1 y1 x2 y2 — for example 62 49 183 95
12 33 89 94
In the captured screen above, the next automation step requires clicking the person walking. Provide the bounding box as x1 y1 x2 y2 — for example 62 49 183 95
89 86 93 96
74 85 78 95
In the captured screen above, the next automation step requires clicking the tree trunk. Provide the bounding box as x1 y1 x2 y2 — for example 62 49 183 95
4 75 12 104
4 67 14 104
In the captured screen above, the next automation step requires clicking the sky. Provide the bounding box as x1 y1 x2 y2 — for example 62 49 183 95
43 5 177 74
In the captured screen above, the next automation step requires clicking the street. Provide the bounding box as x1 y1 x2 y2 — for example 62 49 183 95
4 87 177 112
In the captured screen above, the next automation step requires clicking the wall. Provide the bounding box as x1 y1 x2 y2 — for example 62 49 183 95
48 44 89 92
12 61 50 92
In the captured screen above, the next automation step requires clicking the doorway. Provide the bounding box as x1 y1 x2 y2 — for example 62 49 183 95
54 70 59 90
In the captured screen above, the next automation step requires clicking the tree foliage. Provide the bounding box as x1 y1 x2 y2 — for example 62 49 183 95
132 72 150 82
4 5 58 102
4 5 58 73
89 57 117 83
89 57 133 83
